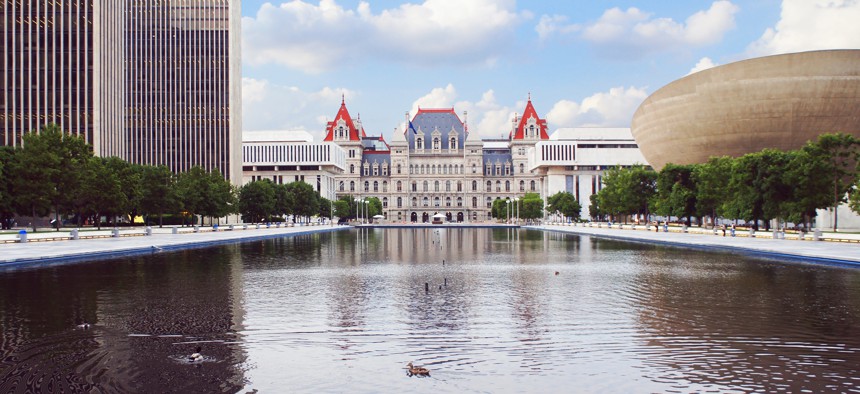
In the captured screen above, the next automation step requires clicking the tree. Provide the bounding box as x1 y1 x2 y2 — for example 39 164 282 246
200 168 236 224
104 158 144 223
589 193 604 221
79 157 125 229
787 133 859 230
286 181 319 222
0 147 16 229
727 149 794 230
12 125 92 231
596 165 657 222
333 195 355 221
238 180 275 223
849 180 860 216
692 157 732 225
366 197 382 218
175 166 209 225
547 191 581 222
653 163 697 226
519 192 544 220
140 165 178 227
318 197 332 219
273 183 294 219
491 198 510 220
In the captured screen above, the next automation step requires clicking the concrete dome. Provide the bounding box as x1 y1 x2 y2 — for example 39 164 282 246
631 50 860 170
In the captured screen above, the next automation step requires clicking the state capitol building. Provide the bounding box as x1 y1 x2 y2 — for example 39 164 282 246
242 96 647 222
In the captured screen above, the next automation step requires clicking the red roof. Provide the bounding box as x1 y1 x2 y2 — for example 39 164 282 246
511 97 549 140
323 99 361 141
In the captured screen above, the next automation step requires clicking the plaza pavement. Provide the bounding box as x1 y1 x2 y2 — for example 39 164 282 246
0 224 349 269
528 224 860 267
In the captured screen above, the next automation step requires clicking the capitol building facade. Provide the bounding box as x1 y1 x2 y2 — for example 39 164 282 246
242 97 648 222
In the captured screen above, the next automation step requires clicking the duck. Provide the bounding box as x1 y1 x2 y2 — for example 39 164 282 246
406 362 430 377
76 322 91 329
188 346 203 362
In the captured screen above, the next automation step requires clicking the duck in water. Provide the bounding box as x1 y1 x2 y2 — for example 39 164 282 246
406 362 430 377
188 346 203 363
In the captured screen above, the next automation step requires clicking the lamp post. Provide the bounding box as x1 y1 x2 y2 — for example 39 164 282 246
354 198 361 224
506 199 511 224
514 197 520 225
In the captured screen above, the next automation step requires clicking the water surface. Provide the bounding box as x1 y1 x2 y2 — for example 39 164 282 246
1 228 859 393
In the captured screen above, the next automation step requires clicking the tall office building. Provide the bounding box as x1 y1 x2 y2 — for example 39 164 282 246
0 1 242 184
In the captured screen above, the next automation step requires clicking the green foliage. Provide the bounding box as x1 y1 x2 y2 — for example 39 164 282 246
286 181 319 221
491 198 510 220
238 180 276 223
366 197 382 218
333 195 356 220
80 157 126 229
596 165 657 221
140 165 178 227
653 163 697 225
588 193 604 221
692 157 732 222
0 147 16 229
519 192 544 220
547 191 581 221
850 182 860 216
318 197 332 219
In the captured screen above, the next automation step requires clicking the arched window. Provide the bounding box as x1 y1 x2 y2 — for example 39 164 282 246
409 164 413 174
457 197 463 207
434 197 440 207
434 181 440 191
382 181 388 192
397 197 403 207
472 163 477 173
472 181 477 191
364 181 369 192
520 180 525 192
423 197 429 207
350 164 354 174
416 137 423 148
472 197 478 208
433 137 440 150
412 197 417 207
530 180 536 191
496 180 501 192
446 197 452 207
382 197 388 207
486 181 492 192
505 181 510 192
350 181 355 191
412 182 417 192
423 181 429 192
397 164 402 174
446 181 451 191
519 163 524 173
486 197 492 208
373 181 379 192
450 137 456 148
339 181 345 191
397 181 402 191
457 181 462 192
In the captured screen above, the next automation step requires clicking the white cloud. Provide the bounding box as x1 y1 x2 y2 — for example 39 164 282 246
535 14 580 41
546 86 648 128
580 1 738 59
241 77 355 142
687 57 718 75
747 0 860 56
243 0 523 73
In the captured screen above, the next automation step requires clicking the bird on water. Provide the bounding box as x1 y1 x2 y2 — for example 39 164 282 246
406 362 430 377
189 346 203 362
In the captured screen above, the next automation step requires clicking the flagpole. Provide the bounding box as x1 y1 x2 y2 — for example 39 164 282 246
463 110 468 223
406 111 411 223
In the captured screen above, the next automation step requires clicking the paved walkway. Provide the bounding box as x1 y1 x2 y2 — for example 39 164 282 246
0 224 349 269
528 224 860 267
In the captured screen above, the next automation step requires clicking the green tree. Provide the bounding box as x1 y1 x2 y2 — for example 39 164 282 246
519 192 544 220
238 180 276 223
849 180 860 215
175 166 209 225
79 157 125 229
653 163 697 226
286 181 319 222
0 147 16 229
366 197 382 218
727 149 794 230
692 157 732 224
491 198 510 221
273 183 294 219
104 158 144 223
318 197 332 219
589 193 604 221
547 191 581 222
200 168 236 224
333 195 355 221
597 165 657 222
140 165 178 227
12 124 92 231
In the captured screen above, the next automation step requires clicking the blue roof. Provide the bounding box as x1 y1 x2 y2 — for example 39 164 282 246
408 110 465 151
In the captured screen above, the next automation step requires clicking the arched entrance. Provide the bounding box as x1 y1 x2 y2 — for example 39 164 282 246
445 212 452 222
411 212 418 223
422 212 429 223
457 212 464 222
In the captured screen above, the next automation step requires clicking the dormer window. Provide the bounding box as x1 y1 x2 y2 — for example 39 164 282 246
416 137 423 149
433 137 440 151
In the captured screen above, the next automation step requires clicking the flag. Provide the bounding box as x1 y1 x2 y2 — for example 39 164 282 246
408 121 417 134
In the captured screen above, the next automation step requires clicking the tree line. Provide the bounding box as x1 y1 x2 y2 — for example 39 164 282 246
589 133 860 231
0 125 331 231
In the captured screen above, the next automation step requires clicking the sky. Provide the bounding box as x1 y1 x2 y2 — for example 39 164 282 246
240 0 860 142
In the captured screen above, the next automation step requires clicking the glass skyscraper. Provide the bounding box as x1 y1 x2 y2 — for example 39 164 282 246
0 0 242 183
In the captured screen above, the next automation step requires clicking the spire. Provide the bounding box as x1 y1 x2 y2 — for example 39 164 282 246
341 93 345 105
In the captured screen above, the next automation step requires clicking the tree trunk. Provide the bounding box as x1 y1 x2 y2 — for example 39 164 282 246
159 213 163 228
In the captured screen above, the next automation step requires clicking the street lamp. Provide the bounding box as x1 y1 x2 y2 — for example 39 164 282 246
354 197 361 224
506 199 511 224
514 197 520 225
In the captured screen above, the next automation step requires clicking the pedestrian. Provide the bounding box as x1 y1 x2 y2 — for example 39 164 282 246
721 224 726 237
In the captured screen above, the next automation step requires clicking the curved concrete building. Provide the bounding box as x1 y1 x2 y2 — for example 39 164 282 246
631 50 860 170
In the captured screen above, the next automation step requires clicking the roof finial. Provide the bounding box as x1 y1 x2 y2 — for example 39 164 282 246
341 93 345 105
528 91 531 101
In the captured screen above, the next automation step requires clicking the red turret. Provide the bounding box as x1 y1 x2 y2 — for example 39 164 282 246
323 97 361 141
511 95 549 140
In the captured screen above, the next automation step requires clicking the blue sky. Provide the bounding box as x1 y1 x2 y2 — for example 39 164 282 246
240 1 860 142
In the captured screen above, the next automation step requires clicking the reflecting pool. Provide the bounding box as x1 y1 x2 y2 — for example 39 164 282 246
1 228 859 393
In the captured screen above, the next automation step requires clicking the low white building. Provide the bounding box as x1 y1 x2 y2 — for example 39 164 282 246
529 128 649 220
242 130 346 201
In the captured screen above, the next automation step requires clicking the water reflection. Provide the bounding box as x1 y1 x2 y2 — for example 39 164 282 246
1 229 859 393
